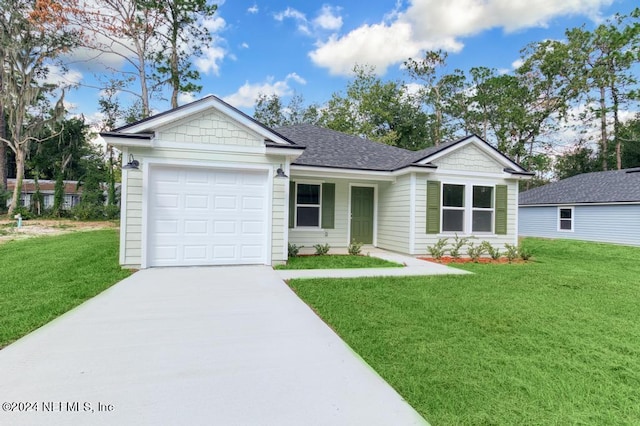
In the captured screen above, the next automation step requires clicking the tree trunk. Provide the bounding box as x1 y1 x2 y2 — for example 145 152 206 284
0 101 6 191
599 85 608 171
611 85 621 170
8 148 25 216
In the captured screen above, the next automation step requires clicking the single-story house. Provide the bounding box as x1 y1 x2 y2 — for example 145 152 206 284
101 95 533 268
6 179 81 210
519 168 640 246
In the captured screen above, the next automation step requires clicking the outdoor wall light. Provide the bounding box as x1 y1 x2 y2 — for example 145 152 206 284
123 154 140 170
275 164 288 178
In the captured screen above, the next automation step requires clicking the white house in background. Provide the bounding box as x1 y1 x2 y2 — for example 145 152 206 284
519 168 640 246
101 95 533 269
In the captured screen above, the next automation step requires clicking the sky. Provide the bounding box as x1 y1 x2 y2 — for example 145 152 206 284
59 0 639 128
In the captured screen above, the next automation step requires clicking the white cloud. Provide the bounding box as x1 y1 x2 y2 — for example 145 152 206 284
310 0 614 76
193 40 227 75
511 58 525 70
178 92 198 105
223 73 307 108
248 4 259 14
241 42 250 49
313 5 343 31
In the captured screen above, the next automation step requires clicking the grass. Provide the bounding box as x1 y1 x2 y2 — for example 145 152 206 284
288 238 640 425
275 254 403 270
0 229 131 348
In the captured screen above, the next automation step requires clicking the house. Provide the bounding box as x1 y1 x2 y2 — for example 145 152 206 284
101 95 532 269
6 179 81 210
518 168 640 246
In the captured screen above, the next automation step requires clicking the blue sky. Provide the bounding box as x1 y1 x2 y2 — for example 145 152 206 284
61 0 638 125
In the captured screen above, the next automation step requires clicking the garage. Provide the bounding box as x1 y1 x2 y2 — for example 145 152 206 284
147 166 269 267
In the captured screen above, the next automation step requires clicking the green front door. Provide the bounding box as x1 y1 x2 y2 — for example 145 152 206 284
350 186 374 244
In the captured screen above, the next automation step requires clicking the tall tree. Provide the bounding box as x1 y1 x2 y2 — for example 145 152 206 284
140 0 217 108
74 0 161 118
0 0 80 215
404 50 467 146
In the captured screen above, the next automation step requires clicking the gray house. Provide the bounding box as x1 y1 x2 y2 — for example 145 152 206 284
519 168 640 246
102 95 532 268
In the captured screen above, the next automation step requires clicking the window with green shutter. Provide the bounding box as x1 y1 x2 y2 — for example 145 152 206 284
288 181 295 228
321 183 335 229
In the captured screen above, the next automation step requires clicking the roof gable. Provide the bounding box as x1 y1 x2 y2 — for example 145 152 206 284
520 168 640 205
105 95 296 147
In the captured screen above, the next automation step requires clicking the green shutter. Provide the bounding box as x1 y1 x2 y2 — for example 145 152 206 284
288 181 295 228
321 183 335 229
495 185 508 235
426 180 441 234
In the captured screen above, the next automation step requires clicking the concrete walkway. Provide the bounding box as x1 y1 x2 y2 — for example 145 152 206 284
0 266 427 426
277 248 470 280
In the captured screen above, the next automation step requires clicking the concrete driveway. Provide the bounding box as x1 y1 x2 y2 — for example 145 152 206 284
0 266 427 426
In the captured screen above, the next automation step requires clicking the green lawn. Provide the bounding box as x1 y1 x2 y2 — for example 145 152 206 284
0 229 131 348
275 254 403 270
288 238 640 425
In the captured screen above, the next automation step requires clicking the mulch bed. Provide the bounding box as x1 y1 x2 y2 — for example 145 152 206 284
419 256 526 265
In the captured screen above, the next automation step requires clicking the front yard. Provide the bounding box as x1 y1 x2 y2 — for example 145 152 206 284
288 238 640 424
0 229 130 348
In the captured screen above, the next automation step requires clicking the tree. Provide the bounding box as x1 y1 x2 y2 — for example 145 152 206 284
74 0 161 118
405 51 467 146
619 116 640 168
554 141 600 180
140 0 217 108
319 65 430 150
0 0 80 215
253 93 320 128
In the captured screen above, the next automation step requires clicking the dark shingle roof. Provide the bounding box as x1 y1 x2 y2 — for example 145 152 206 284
276 124 419 171
519 168 640 205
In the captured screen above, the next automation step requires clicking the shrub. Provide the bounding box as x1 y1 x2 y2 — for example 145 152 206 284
288 243 302 257
481 241 501 260
519 245 533 261
314 243 330 256
466 241 485 262
427 238 449 261
504 243 518 263
348 239 363 256
449 234 468 259
11 206 33 220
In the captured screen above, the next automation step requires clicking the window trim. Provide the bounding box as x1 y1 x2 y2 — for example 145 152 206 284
294 182 322 229
440 182 496 235
557 206 574 232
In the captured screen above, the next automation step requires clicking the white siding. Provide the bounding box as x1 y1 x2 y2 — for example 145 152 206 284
271 178 287 263
287 178 350 249
122 171 143 267
412 175 519 254
519 204 640 246
433 144 504 173
156 109 263 147
377 175 411 253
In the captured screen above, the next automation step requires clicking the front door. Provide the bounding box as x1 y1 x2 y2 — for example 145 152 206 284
350 186 374 244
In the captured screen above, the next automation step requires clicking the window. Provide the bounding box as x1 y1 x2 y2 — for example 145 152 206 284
296 183 321 227
442 184 465 232
472 186 494 233
558 207 573 231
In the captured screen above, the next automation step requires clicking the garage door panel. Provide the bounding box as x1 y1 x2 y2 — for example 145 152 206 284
148 166 268 267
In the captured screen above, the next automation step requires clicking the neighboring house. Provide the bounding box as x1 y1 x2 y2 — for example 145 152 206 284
519 168 640 246
101 95 532 269
6 179 81 210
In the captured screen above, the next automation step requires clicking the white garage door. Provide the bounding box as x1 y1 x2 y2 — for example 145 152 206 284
147 166 269 267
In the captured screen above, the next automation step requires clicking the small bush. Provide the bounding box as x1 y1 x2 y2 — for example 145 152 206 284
10 206 33 220
481 241 501 260
504 243 518 263
314 243 330 256
348 239 363 256
449 234 468 259
519 245 533 261
427 238 449 261
466 241 485 263
288 243 302 258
